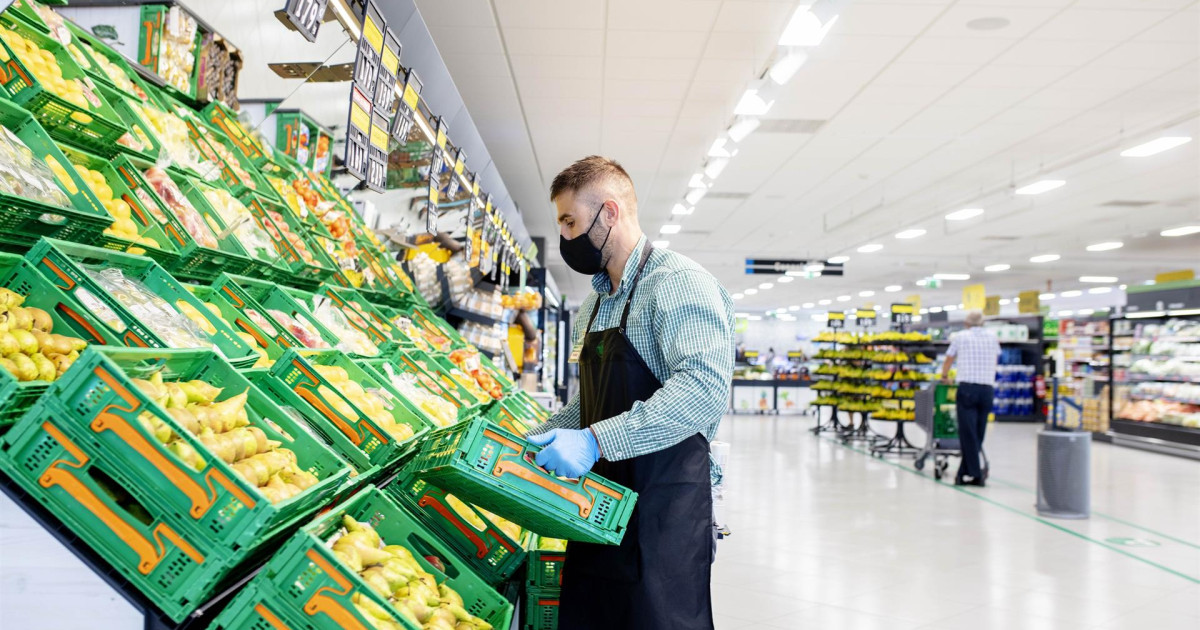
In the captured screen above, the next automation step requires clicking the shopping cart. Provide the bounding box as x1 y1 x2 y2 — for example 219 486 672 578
913 384 988 481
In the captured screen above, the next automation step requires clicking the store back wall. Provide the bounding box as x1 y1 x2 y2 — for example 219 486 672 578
738 318 824 360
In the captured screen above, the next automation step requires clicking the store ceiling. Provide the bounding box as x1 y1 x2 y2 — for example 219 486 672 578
412 0 1199 314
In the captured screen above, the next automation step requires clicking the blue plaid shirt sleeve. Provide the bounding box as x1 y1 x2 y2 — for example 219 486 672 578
588 269 735 465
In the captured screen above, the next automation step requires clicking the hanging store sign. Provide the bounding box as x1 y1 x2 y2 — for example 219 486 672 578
366 111 389 192
855 309 876 327
343 85 371 181
744 258 844 276
827 311 845 329
283 0 329 43
1018 290 1040 314
391 68 421 142
905 294 921 314
890 303 914 325
962 283 986 311
984 295 1001 316
352 0 384 97
374 29 401 115
1154 269 1195 284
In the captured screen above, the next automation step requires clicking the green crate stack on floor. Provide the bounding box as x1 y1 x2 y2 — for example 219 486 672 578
523 535 566 630
0 346 352 622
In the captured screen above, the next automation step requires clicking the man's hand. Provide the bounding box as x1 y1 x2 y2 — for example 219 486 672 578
940 375 952 385
526 429 600 478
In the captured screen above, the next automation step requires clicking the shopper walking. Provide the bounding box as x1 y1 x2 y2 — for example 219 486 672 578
939 311 1000 487
527 156 734 630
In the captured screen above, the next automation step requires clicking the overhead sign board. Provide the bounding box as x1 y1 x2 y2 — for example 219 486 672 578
827 311 845 329
343 85 371 181
745 258 844 276
984 295 1001 316
283 0 329 42
890 303 914 325
962 283 986 311
1018 290 1040 314
855 308 876 327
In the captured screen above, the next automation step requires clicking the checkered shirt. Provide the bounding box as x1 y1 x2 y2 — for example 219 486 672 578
947 326 1001 386
539 235 735 486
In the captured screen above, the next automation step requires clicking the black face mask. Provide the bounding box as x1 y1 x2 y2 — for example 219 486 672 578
560 204 612 275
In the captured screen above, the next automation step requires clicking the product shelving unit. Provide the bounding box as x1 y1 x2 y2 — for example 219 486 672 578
1106 303 1200 460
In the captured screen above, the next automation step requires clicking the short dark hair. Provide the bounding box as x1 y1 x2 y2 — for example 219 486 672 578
550 155 635 203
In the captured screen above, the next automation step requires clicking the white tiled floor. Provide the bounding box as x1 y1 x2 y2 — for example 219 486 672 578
711 413 1200 629
2 413 1198 629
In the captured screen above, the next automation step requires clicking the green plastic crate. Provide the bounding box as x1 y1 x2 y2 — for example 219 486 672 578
25 237 258 367
207 580 309 630
56 143 181 267
401 348 491 410
524 586 560 630
0 16 129 156
41 346 351 549
174 176 277 281
389 472 529 586
183 285 274 366
525 536 566 589
62 20 161 109
92 83 163 165
316 284 397 350
0 252 120 428
242 195 336 289
137 5 201 102
219 274 344 352
0 97 113 246
933 383 959 440
386 349 484 422
210 273 305 352
408 418 637 545
0 398 241 621
357 357 466 431
248 485 514 630
282 285 382 358
176 105 279 204
268 349 431 469
483 398 541 437
204 100 271 167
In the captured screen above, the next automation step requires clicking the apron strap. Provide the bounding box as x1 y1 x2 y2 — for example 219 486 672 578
620 242 655 332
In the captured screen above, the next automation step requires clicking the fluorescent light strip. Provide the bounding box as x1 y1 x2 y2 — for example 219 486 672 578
1079 276 1117 283
1015 180 1065 195
857 243 883 253
945 208 984 221
1086 241 1123 252
895 228 926 239
1161 225 1200 237
768 50 808 85
1120 136 1192 157
727 118 760 143
859 290 875 297
1030 254 1060 263
884 285 902 292
1088 287 1112 294
672 204 694 216
828 255 849 264
984 264 1010 272
1168 308 1200 316
660 224 681 234
777 276 794 283
933 273 971 280
1060 290 1082 298
1127 311 1165 319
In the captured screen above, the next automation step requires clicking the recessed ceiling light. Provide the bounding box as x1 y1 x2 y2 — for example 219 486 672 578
966 16 1011 31
777 276 794 283
732 293 744 300
652 240 670 248
828 255 850 264
708 138 736 158
1079 276 1117 283
788 305 800 312
1015 180 1065 195
929 306 943 313
836 295 851 302
895 228 926 239
759 282 774 290
933 273 971 280
802 302 814 308
671 204 694 216
984 264 1010 272
818 299 832 306
734 88 775 116
859 290 875 297
1058 310 1074 317
1086 241 1123 251
1161 225 1200 237
768 50 808 85
778 6 838 46
1120 136 1192 157
1119 284 1127 290
727 117 760 143
1061 290 1082 298
1039 293 1056 300
945 208 984 221
688 174 707 188
704 158 729 180
857 243 883 253
685 187 706 205
999 298 1011 305
1088 287 1113 294
745 288 758 295
1030 254 1060 263
884 285 902 292
660 224 681 234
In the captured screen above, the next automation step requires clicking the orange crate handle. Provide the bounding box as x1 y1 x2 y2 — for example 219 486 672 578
303 550 371 630
38 422 204 574
253 604 294 630
417 493 492 558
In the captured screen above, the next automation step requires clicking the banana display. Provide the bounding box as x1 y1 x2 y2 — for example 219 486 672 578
873 408 916 421
814 349 934 364
813 365 935 382
813 331 931 344
331 515 494 630
0 287 87 382
131 373 319 503
811 396 881 413
811 381 908 398
314 364 416 442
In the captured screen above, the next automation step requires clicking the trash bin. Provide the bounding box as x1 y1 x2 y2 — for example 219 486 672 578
1035 429 1091 519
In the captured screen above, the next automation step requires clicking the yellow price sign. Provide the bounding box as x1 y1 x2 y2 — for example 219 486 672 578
1018 290 1040 314
905 294 921 313
984 295 1001 316
962 283 986 311
1155 269 1195 284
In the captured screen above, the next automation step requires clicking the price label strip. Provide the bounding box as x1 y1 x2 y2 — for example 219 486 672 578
284 0 329 43
827 311 846 329
890 303 915 325
367 111 390 192
375 29 401 116
352 0 385 98
344 85 372 181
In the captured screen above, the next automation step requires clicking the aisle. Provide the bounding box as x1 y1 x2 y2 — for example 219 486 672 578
711 415 1200 629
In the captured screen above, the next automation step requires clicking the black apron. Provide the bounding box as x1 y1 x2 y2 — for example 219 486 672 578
558 243 715 630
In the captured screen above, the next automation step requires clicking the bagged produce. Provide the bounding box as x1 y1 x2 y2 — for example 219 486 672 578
142 167 219 247
311 298 379 357
85 267 212 348
313 363 414 442
0 126 72 207
380 365 457 427
202 186 279 263
265 308 328 349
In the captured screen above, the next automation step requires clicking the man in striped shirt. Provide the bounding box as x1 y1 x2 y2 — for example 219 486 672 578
940 311 1000 487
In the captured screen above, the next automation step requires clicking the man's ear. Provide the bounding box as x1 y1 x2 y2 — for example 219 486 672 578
602 199 619 226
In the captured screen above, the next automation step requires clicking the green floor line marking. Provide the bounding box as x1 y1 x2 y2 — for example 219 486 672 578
984 474 1200 551
816 435 1200 584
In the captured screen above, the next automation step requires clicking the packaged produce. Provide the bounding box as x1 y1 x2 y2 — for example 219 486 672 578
379 365 457 428
310 298 379 357
265 308 328 349
0 24 99 110
0 125 71 207
196 132 257 191
142 167 219 247
448 348 503 399
314 363 414 442
137 102 213 173
536 537 567 552
130 372 318 502
0 286 87 382
202 186 279 263
156 6 198 94
84 267 211 348
65 160 161 250
327 514 496 629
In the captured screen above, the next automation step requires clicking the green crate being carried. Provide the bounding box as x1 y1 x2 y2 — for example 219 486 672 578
209 485 514 630
0 17 128 156
0 346 352 621
389 471 530 586
0 96 113 246
408 418 637 545
25 237 259 367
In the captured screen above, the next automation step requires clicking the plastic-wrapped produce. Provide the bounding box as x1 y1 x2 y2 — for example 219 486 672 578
142 167 218 248
310 299 378 357
158 6 198 94
137 103 212 173
85 267 212 348
202 187 279 263
380 365 457 427
265 309 329 349
0 126 72 207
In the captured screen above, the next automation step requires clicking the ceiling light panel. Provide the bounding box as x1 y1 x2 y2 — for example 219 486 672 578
1015 180 1066 195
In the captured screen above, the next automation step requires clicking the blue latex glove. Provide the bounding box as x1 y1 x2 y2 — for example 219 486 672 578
526 429 600 478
